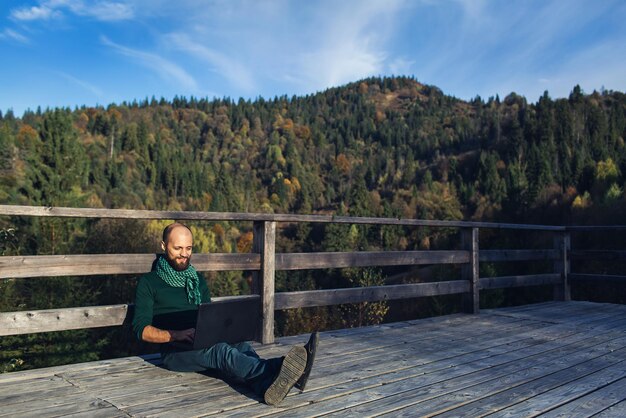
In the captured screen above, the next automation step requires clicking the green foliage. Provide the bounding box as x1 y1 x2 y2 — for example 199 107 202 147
340 268 389 328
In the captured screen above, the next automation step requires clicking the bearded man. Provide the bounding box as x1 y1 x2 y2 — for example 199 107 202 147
132 222 318 406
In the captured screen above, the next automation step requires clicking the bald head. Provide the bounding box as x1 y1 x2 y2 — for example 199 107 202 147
161 223 193 271
162 222 192 244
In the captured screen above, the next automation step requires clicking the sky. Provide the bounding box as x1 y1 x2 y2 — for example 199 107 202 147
1 0 625 116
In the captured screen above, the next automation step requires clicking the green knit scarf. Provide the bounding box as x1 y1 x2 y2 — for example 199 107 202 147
156 255 201 305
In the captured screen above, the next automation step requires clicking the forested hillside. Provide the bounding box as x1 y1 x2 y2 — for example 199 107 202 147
1 76 626 371
2 77 625 225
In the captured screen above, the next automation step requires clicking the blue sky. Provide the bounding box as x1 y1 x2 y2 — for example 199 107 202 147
1 0 625 116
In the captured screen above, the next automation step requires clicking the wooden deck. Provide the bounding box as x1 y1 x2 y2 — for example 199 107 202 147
2 301 626 417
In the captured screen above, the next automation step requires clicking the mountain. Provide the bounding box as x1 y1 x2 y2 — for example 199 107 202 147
2 76 626 371
3 77 625 228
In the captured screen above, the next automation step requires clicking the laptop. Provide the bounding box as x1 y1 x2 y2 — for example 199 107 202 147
171 296 261 350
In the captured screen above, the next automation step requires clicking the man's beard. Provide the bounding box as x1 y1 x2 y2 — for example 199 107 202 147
166 254 191 271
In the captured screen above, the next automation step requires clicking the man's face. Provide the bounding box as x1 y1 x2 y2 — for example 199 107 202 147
162 226 193 271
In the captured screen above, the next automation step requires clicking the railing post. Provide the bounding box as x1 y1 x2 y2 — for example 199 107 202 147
461 227 480 314
553 231 571 301
253 221 276 344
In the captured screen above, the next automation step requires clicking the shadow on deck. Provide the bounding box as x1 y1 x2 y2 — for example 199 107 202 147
2 301 626 417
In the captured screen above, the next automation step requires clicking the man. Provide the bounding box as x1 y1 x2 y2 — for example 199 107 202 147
132 222 318 406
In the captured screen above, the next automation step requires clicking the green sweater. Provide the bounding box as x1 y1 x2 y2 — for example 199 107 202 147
132 269 211 341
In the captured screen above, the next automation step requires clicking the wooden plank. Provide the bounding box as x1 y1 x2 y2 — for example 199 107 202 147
431 348 626 417
51 406 126 418
595 400 626 417
275 250 469 270
479 273 561 289
461 228 479 314
0 204 566 230
0 204 328 223
0 383 86 407
567 225 626 231
10 398 119 418
0 354 160 384
331 215 565 231
479 249 558 262
0 253 260 278
570 249 626 261
108 360 267 416
0 295 259 336
275 280 469 309
487 300 613 319
488 302 626 325
0 304 131 335
482 301 560 314
0 392 96 417
59 366 169 390
553 232 571 301
96 372 214 399
254 221 276 344
570 273 626 283
490 367 626 417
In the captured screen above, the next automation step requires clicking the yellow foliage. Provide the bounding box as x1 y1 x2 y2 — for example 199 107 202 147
282 118 294 132
107 108 122 122
85 193 104 208
572 192 591 209
336 153 351 175
237 231 254 253
166 199 183 211
212 224 225 238
272 113 284 131
145 220 172 245
189 226 216 253
596 158 620 181
290 177 301 192
17 125 38 144
294 124 311 140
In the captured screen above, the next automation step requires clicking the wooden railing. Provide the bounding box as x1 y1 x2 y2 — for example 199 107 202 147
3 204 621 344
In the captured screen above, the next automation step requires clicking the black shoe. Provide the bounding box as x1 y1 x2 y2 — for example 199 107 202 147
264 346 307 406
295 332 319 392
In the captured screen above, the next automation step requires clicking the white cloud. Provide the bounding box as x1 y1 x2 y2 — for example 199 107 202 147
11 0 133 22
57 72 103 96
11 5 60 21
389 57 415 76
67 0 134 21
0 29 30 44
289 0 406 91
164 33 256 93
101 36 198 91
454 0 488 22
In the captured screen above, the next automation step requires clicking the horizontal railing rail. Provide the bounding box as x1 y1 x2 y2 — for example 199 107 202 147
0 204 566 230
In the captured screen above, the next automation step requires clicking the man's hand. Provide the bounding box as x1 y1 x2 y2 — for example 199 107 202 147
170 328 195 343
141 325 195 343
